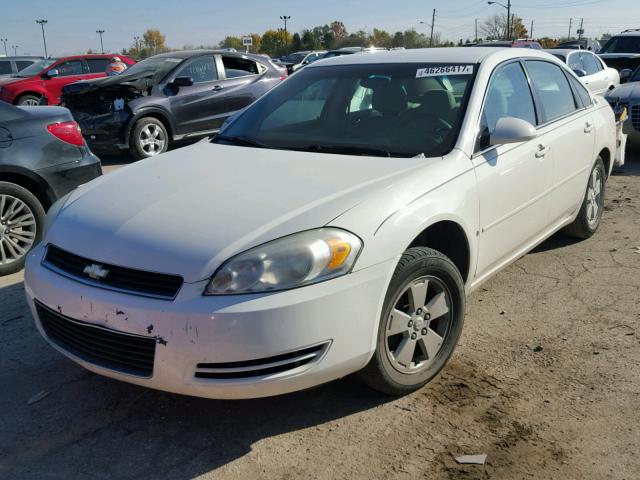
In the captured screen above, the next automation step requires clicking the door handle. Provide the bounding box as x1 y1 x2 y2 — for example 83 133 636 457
535 144 550 158
212 85 224 91
584 122 594 133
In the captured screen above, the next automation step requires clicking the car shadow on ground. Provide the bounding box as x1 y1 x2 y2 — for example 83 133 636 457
0 280 393 479
612 148 640 177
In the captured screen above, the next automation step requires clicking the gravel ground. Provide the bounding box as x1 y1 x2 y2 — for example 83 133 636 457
1 151 639 480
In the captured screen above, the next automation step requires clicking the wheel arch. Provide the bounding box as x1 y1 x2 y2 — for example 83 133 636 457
14 91 47 105
598 147 611 178
0 167 55 210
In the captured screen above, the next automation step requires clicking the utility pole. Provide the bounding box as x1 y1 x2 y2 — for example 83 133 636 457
12 45 17 56
567 18 573 41
96 29 105 54
36 19 48 57
578 18 584 39
511 13 515 39
487 1 511 40
279 15 291 51
475 19 478 42
430 9 436 47
530 20 534 39
0 38 7 56
134 35 140 52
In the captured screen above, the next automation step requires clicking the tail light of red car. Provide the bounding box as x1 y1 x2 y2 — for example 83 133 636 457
47 121 84 146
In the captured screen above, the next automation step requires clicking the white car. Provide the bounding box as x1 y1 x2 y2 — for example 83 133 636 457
548 48 620 95
24 48 617 399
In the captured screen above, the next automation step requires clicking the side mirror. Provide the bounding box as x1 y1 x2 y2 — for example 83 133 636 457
573 69 587 78
45 69 59 78
620 69 632 83
170 76 194 88
490 117 538 146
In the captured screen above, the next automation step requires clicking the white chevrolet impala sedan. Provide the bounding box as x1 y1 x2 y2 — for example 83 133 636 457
25 48 616 399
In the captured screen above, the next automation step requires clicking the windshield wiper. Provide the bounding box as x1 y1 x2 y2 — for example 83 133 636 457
297 144 394 157
214 135 270 149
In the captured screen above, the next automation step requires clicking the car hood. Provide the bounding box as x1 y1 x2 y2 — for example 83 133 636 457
606 81 640 102
63 71 157 96
46 142 428 282
0 75 28 87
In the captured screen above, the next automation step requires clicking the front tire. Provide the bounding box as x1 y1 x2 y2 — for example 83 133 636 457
15 94 42 107
130 117 169 160
360 247 466 396
0 182 45 276
563 157 605 239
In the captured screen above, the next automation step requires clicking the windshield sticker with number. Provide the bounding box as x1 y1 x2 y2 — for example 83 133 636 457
416 65 474 78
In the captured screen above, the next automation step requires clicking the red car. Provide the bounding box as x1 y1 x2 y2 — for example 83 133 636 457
0 54 136 106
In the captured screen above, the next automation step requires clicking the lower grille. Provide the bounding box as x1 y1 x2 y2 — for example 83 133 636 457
631 105 640 131
43 245 183 300
36 301 156 377
195 342 330 380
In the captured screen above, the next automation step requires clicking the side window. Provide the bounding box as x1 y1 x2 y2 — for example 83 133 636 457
568 75 592 108
56 60 84 76
175 56 217 83
525 61 577 122
567 53 584 72
222 56 259 79
581 53 602 75
479 61 537 149
15 61 34 71
0 61 12 75
86 58 111 74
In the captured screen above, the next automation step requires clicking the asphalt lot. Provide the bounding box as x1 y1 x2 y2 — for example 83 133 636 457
1 149 639 480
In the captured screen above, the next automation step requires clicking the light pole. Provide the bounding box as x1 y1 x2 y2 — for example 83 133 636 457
279 15 291 50
0 38 7 56
134 35 140 52
36 19 48 57
12 45 18 56
487 1 511 40
419 9 437 47
96 29 105 53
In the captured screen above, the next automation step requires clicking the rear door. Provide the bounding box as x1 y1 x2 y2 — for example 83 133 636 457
524 60 595 224
85 58 112 79
43 59 86 104
167 55 220 136
473 60 553 278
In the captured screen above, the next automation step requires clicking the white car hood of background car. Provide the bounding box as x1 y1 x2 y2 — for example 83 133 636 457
46 142 429 282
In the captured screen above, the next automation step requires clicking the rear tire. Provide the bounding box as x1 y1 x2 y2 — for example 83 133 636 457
562 157 605 239
15 94 42 107
359 247 466 396
130 117 169 160
0 182 45 276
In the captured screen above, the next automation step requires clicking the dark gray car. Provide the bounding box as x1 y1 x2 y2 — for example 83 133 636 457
606 65 640 150
61 50 286 160
0 102 102 275
0 56 43 78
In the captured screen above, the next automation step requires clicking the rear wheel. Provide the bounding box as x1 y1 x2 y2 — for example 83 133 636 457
16 94 42 106
359 247 465 396
563 157 605 239
0 182 45 276
130 117 169 160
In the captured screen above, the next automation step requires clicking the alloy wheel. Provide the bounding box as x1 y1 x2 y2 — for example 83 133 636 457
585 166 603 229
385 275 452 374
138 124 166 156
0 194 37 266
20 97 40 106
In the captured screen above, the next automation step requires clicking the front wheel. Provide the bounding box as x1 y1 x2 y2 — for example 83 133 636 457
130 117 169 160
16 94 42 106
0 182 45 276
562 157 605 239
359 247 466 396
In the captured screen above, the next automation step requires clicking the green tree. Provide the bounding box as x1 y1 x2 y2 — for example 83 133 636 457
219 36 243 50
261 29 291 57
329 21 347 40
143 29 166 54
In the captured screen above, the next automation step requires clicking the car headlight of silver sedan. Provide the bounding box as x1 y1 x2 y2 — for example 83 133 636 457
204 228 363 295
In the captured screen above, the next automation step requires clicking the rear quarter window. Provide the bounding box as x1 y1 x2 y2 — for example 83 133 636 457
86 58 111 73
222 56 259 78
525 61 577 122
15 60 34 71
0 61 12 75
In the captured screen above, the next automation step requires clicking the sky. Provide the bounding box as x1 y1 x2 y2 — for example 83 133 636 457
1 0 639 56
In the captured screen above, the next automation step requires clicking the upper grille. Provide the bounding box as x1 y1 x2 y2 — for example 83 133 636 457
195 342 330 380
631 105 640 131
43 245 183 300
36 300 156 377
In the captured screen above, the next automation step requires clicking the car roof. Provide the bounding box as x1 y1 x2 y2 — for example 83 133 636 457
546 49 592 56
614 30 640 37
311 47 555 67
0 56 43 60
150 49 267 61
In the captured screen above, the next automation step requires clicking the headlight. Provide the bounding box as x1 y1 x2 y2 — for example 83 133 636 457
204 228 363 295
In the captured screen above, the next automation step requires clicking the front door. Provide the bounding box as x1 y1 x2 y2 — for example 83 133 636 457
474 61 553 278
42 59 86 104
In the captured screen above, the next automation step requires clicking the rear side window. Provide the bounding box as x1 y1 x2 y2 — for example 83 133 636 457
567 53 584 72
0 61 12 74
15 60 34 71
222 56 259 78
580 53 602 75
568 74 592 108
175 56 217 83
56 60 84 76
86 58 110 73
481 61 537 139
525 61 577 122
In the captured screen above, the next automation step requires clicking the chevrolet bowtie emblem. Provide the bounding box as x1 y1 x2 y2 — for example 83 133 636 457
83 263 109 280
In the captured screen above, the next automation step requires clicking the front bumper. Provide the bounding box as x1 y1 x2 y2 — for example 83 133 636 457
24 244 396 399
74 110 132 152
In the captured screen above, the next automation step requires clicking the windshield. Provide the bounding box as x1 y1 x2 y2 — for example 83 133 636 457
120 56 183 81
15 58 57 77
600 36 640 54
283 53 307 64
214 62 476 158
